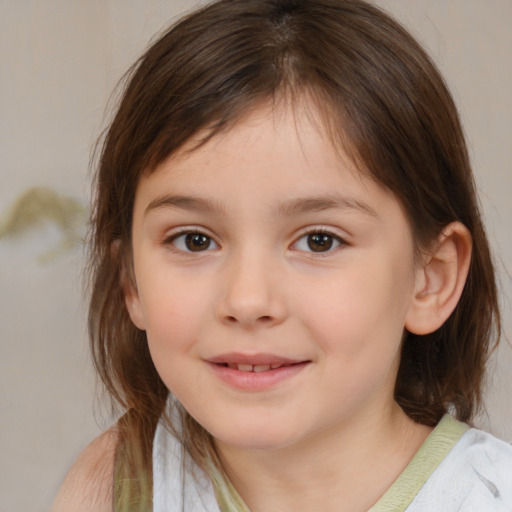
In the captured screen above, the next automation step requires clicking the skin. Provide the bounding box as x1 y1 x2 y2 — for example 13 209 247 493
53 101 472 511
126 102 443 511
50 429 116 512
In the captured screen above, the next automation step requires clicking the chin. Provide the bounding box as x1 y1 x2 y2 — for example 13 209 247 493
211 423 302 451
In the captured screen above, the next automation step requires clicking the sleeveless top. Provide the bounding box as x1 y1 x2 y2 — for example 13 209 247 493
153 414 512 511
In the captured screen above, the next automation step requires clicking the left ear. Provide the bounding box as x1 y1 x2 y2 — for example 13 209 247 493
405 221 472 335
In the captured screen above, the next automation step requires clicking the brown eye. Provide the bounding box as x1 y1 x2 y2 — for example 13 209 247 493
185 233 212 251
307 233 334 252
293 231 343 254
169 231 218 252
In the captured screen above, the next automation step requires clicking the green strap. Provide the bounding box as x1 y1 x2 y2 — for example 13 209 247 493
211 415 468 512
370 414 468 511
113 412 155 512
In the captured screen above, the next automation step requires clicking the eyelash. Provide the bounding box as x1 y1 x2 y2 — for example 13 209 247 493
163 228 346 255
164 229 219 253
293 228 346 255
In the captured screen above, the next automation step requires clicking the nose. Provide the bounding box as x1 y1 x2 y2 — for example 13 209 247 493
216 250 287 329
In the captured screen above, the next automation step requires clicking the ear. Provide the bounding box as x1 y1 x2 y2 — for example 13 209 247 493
123 277 147 331
405 222 472 335
114 240 147 331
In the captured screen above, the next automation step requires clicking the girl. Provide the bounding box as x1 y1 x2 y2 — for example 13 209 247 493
52 0 512 510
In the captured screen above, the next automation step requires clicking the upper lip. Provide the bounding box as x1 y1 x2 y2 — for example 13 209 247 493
206 352 307 366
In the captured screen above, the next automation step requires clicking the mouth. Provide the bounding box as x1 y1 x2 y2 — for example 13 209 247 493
218 362 299 373
206 353 310 390
207 353 308 369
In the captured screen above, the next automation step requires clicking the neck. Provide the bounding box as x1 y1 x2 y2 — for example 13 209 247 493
215 403 432 512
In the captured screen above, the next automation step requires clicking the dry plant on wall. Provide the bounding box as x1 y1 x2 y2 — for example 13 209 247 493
0 187 87 263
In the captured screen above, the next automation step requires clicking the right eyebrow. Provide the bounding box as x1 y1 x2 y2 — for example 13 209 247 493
144 194 226 217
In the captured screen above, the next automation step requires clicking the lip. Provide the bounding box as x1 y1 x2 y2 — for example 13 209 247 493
207 352 304 366
205 352 310 391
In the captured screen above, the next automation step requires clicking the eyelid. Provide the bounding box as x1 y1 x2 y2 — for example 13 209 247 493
163 227 220 253
160 225 347 255
291 227 348 254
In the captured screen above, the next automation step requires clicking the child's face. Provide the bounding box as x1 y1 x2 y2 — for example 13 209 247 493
127 103 421 451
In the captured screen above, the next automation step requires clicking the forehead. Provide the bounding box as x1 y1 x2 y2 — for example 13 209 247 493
151 101 366 187
135 102 403 225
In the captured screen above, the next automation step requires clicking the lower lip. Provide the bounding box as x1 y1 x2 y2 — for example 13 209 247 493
207 362 310 391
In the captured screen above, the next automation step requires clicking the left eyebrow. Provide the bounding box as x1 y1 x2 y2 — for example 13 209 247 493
274 194 379 219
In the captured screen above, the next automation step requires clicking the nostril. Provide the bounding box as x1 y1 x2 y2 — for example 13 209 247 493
224 315 273 323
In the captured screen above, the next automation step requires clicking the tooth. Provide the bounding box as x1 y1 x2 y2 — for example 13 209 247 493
270 363 283 369
253 364 271 373
237 364 253 372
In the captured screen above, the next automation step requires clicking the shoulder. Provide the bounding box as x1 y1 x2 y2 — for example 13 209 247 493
457 427 512 470
412 427 512 511
51 428 118 512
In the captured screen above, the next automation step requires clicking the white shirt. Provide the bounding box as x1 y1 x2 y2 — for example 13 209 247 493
153 415 512 511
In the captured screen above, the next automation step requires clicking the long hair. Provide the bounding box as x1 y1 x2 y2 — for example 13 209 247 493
87 0 501 507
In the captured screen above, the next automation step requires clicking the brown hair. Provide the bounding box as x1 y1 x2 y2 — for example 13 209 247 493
88 0 500 508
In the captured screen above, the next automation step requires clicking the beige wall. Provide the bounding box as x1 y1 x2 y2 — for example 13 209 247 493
0 1 510 510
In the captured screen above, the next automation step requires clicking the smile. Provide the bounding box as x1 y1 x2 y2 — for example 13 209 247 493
206 353 310 391
222 363 291 372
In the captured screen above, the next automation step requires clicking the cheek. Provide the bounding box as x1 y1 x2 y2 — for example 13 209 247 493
136 269 213 361
297 257 413 357
139 281 212 401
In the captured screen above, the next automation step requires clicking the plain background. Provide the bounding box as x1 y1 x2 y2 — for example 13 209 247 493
0 1 510 510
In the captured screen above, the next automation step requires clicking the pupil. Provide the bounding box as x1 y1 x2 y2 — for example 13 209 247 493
185 233 210 251
307 233 333 252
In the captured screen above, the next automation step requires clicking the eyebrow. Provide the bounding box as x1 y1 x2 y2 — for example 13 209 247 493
144 193 378 219
144 195 226 216
274 194 379 219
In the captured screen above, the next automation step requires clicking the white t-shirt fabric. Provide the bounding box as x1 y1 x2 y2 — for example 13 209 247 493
153 415 512 511
404 427 512 511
